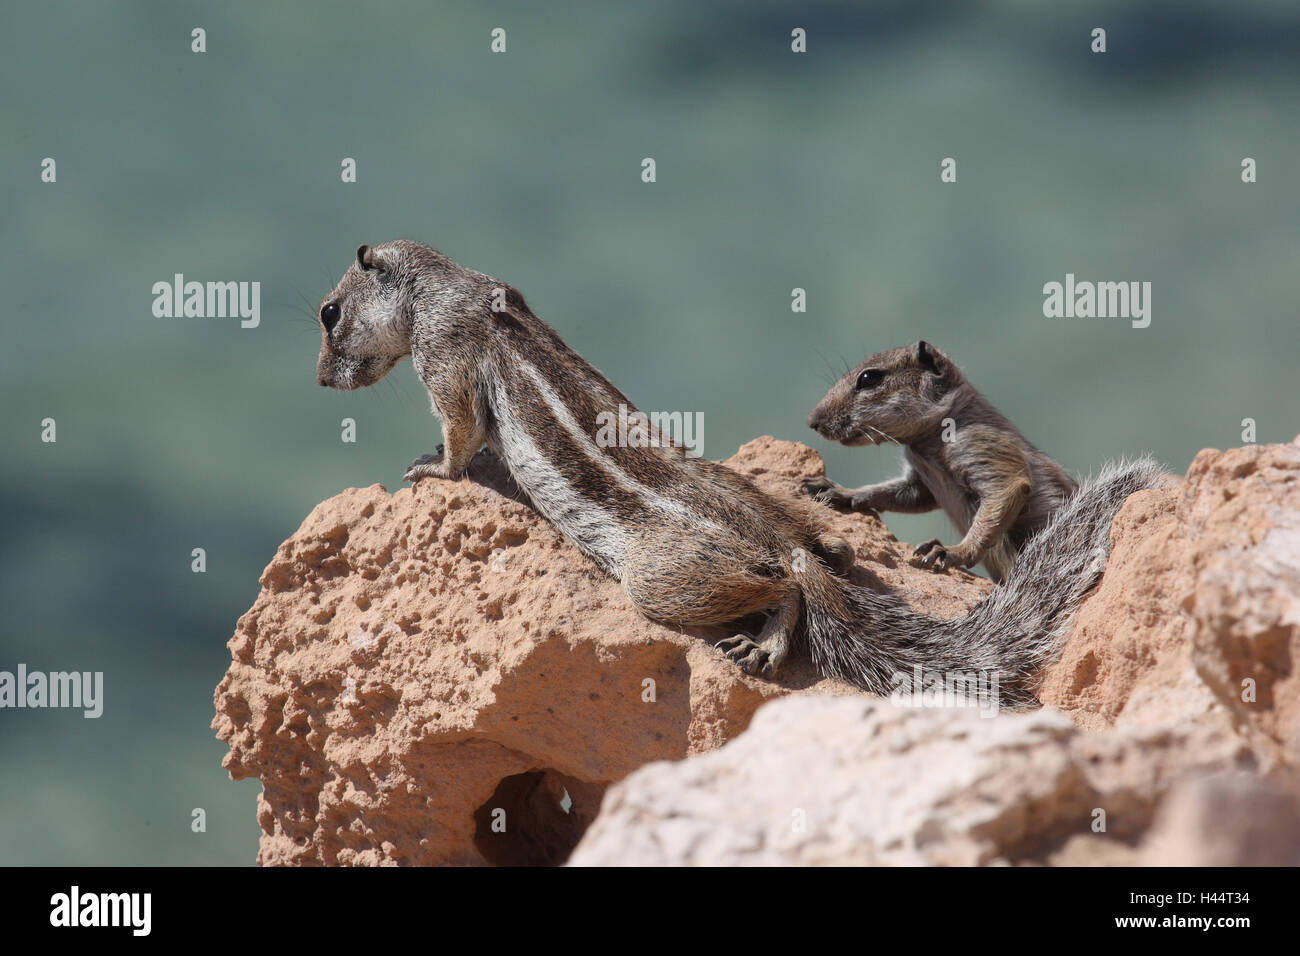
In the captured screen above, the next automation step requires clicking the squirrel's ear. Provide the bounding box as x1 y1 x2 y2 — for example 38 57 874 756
357 244 383 272
916 340 944 373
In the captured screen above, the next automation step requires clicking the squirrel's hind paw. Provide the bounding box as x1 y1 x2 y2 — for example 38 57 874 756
716 633 787 679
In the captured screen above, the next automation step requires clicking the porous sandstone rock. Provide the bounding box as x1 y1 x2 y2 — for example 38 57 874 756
567 695 1262 866
215 436 1300 866
1040 438 1300 765
213 437 980 865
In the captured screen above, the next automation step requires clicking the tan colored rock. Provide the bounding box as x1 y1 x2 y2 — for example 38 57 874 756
212 437 982 865
1140 771 1300 866
1041 438 1300 764
568 695 1259 866
216 435 1300 866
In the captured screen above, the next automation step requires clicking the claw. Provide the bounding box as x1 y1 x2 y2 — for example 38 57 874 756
912 538 966 573
717 634 763 672
849 496 880 516
802 476 852 510
914 538 942 556
404 451 446 483
716 632 787 678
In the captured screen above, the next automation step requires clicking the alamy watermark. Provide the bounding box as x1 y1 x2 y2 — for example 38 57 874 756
595 403 704 457
50 886 150 936
889 664 1001 718
151 274 260 328
0 664 103 718
1042 273 1150 328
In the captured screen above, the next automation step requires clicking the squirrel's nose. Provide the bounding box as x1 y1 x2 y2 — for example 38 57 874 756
807 407 825 430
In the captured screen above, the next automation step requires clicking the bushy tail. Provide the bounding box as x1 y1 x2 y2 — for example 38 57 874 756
800 456 1166 709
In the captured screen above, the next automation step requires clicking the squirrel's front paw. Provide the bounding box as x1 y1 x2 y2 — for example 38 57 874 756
403 445 447 483
801 475 851 509
912 538 972 573
847 490 881 517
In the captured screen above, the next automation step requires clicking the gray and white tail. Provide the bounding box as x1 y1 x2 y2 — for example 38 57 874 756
800 456 1166 708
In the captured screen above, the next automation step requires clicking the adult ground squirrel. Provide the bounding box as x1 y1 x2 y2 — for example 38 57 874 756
316 241 1160 706
804 341 1077 583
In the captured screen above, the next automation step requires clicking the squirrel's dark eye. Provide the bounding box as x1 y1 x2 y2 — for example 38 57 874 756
856 368 884 390
320 302 341 332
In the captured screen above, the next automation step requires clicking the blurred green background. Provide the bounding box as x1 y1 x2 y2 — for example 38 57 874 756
1 0 1297 865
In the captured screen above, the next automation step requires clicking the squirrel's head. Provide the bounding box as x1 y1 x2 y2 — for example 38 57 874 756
317 239 539 390
807 341 961 446
316 241 420 389
318 239 491 390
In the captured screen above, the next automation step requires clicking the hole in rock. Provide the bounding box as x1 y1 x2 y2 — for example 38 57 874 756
473 769 605 866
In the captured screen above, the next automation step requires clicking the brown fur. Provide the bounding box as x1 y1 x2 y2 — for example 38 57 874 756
317 240 853 677
804 341 1077 583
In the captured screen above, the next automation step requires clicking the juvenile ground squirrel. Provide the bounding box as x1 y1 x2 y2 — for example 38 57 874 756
316 241 1160 706
804 341 1077 583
